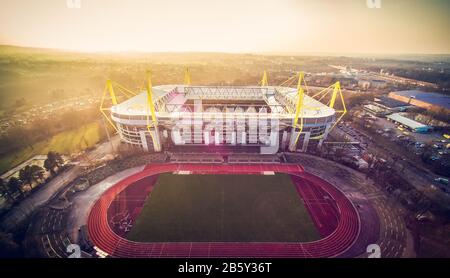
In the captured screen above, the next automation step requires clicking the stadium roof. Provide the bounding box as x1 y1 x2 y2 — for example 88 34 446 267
112 85 335 118
391 90 450 110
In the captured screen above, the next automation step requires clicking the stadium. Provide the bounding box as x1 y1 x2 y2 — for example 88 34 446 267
102 70 346 154
72 70 385 258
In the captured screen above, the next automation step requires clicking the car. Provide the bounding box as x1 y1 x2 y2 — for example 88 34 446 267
407 141 415 146
434 178 449 185
415 142 425 148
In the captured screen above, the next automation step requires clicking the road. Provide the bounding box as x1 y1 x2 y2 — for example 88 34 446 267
0 135 121 232
312 118 447 209
338 122 450 210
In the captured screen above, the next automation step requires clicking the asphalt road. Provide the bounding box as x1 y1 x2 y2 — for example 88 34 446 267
0 136 120 232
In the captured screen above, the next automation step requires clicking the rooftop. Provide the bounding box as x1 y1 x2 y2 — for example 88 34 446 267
111 85 335 118
386 113 430 130
375 96 412 108
390 90 450 110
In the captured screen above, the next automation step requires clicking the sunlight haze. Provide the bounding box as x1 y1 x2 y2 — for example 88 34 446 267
0 0 449 54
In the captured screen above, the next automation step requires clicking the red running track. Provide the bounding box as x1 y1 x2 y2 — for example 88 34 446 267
87 164 360 258
291 175 339 237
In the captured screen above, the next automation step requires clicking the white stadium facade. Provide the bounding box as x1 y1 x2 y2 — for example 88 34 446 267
102 71 346 154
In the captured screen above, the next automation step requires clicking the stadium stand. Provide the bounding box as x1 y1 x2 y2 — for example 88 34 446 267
228 154 281 164
169 153 224 164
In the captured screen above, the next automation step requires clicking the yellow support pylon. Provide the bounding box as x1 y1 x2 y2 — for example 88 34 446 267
329 81 340 108
100 79 138 133
100 83 119 133
307 80 347 133
261 70 268 86
292 72 305 149
146 70 158 125
106 79 118 105
329 81 347 131
293 72 305 128
145 70 161 151
184 67 191 86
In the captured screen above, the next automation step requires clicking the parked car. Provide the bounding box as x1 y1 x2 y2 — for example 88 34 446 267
415 142 425 148
434 178 449 185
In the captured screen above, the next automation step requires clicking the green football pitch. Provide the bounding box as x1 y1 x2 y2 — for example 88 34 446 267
126 173 320 242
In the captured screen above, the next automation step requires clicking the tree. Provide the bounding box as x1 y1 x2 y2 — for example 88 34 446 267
19 165 45 190
0 231 21 258
346 93 375 109
44 151 64 175
0 178 17 202
0 178 8 199
32 165 45 183
6 177 22 197
19 166 33 190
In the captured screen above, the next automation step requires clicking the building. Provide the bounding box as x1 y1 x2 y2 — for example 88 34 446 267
363 96 413 116
357 79 388 90
106 77 344 154
374 96 412 111
388 90 450 112
358 80 371 90
363 103 388 116
370 79 388 89
386 113 433 133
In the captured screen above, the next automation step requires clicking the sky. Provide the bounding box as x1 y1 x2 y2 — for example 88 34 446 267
0 0 449 54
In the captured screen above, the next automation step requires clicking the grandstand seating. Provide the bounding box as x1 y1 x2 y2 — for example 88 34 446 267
169 153 224 164
228 154 280 164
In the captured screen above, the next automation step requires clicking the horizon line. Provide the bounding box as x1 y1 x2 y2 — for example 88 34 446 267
1 43 450 57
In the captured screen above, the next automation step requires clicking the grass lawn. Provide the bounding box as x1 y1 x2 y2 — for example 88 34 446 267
126 173 320 242
0 122 101 174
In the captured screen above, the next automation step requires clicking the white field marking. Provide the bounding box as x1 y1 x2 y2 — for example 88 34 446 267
174 171 192 175
262 171 275 175
93 246 108 258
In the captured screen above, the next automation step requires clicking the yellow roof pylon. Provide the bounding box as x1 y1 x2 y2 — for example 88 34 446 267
184 67 191 86
100 79 138 133
145 70 161 151
292 72 306 149
146 70 158 125
261 70 268 86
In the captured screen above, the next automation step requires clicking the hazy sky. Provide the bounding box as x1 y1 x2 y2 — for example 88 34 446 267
0 0 449 54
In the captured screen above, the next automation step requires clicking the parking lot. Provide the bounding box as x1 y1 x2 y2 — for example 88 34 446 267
374 117 444 144
334 112 450 199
